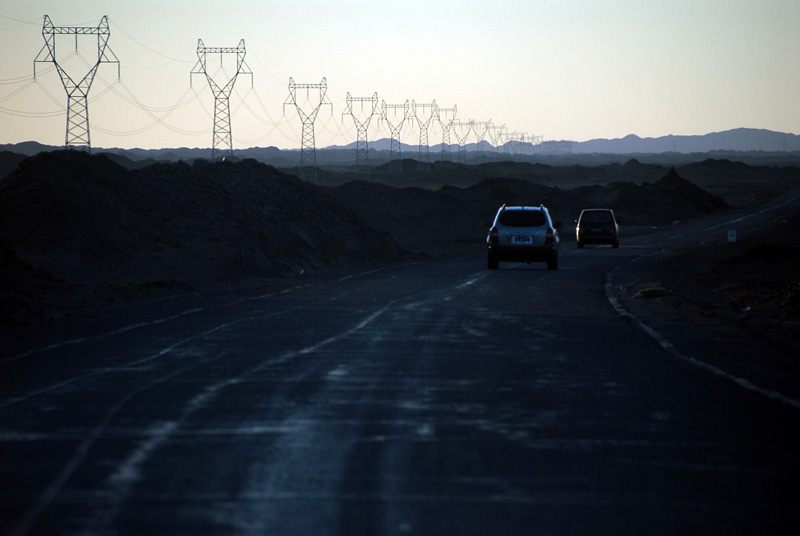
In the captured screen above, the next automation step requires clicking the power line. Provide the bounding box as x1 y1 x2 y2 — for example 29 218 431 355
3 16 540 154
109 20 194 65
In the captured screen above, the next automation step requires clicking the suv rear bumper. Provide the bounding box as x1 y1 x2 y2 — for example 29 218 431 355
488 244 557 263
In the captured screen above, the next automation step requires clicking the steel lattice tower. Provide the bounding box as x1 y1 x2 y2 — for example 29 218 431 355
507 132 523 155
437 105 457 162
191 39 252 161
34 15 119 151
412 100 437 171
452 120 474 163
343 92 378 180
488 124 507 159
284 77 331 182
379 100 409 173
472 120 492 158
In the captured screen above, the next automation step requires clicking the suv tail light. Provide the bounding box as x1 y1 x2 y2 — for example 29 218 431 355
545 227 555 244
489 227 499 243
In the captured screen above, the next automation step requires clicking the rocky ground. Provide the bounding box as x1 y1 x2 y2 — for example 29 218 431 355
617 210 800 354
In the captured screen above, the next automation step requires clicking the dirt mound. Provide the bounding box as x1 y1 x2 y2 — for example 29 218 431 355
651 167 730 213
572 167 730 225
0 151 407 326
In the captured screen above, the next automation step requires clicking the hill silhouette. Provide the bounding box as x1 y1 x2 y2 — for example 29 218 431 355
0 151 405 331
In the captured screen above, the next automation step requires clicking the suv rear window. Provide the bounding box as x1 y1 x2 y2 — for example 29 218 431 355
499 210 546 227
580 211 613 224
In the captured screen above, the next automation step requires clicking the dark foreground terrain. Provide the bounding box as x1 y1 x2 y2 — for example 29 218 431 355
1 150 800 535
1 192 799 535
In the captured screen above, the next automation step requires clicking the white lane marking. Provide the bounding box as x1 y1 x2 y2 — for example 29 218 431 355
338 268 383 282
702 194 800 232
455 271 490 290
5 349 228 536
28 305 390 533
0 318 247 409
605 275 800 411
1 282 320 366
1 307 223 366
108 421 179 488
296 308 387 357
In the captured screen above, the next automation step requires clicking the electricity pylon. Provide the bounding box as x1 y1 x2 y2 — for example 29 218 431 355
507 132 524 155
34 15 119 151
342 92 378 179
412 100 437 171
452 120 473 163
488 124 507 159
379 100 409 173
437 105 457 162
284 77 331 183
190 39 252 161
472 120 491 158
527 134 544 155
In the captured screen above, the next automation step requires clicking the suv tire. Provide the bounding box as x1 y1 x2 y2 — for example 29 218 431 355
547 251 558 271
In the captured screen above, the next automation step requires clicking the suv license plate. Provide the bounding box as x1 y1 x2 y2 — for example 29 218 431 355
512 236 533 244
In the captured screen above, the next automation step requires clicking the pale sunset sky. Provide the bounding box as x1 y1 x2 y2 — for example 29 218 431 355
1 0 797 150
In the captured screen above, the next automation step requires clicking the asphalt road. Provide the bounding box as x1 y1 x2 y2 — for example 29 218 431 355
2 194 800 535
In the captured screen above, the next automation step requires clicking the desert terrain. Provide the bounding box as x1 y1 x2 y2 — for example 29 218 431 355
1 149 799 357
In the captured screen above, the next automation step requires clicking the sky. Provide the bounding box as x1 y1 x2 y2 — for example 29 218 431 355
1 0 798 151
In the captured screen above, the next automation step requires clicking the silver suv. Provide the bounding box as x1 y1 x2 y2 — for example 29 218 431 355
487 205 561 270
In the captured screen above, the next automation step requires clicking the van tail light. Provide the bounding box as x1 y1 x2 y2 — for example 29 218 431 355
545 227 555 244
489 227 499 244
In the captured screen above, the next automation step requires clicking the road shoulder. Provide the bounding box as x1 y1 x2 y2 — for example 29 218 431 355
607 240 800 408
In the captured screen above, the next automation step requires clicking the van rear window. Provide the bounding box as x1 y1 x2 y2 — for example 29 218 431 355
499 210 546 227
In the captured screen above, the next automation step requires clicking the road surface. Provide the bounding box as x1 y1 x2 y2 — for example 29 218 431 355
2 192 799 535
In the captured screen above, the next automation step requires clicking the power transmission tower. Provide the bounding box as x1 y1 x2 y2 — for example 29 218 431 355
284 77 331 183
437 105 457 162
190 39 252 161
379 100 409 173
488 124 507 159
34 15 119 151
528 134 543 154
507 132 526 155
452 120 474 163
342 92 378 179
412 100 437 171
472 120 491 158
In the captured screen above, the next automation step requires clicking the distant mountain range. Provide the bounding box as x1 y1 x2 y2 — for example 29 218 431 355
2 129 798 168
347 128 799 154
572 128 799 154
